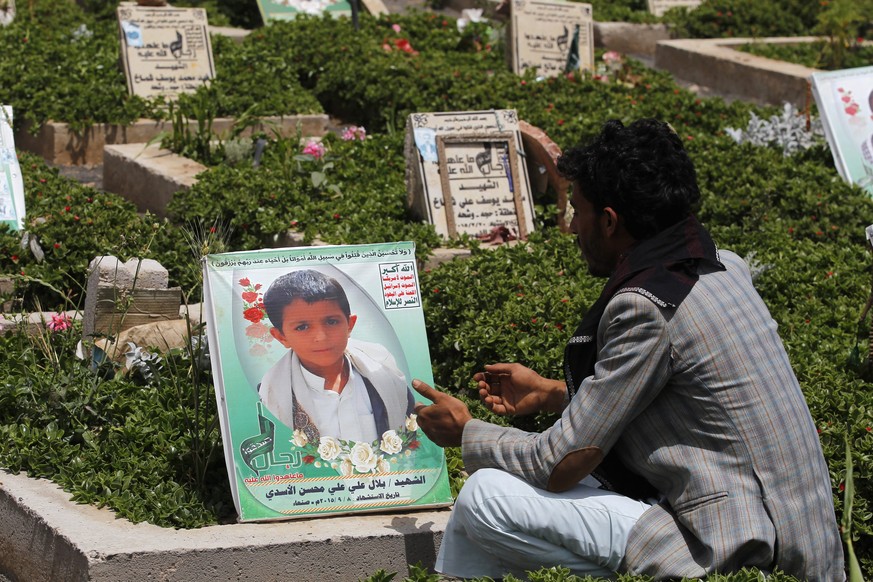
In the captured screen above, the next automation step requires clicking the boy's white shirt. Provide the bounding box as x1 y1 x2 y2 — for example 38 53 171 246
297 359 377 443
258 338 411 441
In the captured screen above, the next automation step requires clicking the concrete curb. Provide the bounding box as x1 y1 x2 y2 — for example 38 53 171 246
16 114 329 168
0 470 449 581
655 37 820 107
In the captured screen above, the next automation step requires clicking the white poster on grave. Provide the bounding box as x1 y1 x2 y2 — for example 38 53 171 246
811 66 873 196
0 106 24 232
117 4 215 100
509 0 593 78
405 109 535 239
647 0 701 18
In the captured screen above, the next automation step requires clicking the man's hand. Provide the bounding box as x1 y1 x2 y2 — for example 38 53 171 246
473 363 568 416
412 380 473 448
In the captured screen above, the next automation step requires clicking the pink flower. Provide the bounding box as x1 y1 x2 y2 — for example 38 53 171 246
302 140 326 159
341 126 367 141
602 51 623 64
392 23 401 33
245 322 272 340
47 313 72 332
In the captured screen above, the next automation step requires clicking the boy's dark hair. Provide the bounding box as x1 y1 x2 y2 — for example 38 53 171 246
263 269 351 329
556 118 701 240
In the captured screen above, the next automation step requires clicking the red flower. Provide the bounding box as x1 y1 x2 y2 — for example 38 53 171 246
242 291 259 303
243 307 264 323
53 243 60 249
333 213 342 219
303 455 316 464
64 206 71 212
239 278 251 286
10 255 18 262
839 483 845 492
433 288 440 293
408 440 421 450
255 283 262 290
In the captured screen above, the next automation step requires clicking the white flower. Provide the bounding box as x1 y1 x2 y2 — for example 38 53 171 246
405 414 418 432
339 457 354 476
349 441 378 473
379 430 403 455
317 436 343 461
456 8 484 32
291 429 308 447
377 456 391 473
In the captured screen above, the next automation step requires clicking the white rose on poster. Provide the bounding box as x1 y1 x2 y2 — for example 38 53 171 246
350 442 378 473
380 430 403 455
317 436 342 461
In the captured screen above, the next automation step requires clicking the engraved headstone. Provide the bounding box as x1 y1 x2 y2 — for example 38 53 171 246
82 256 181 358
508 0 594 78
0 106 24 232
647 0 701 18
117 3 215 100
405 110 535 240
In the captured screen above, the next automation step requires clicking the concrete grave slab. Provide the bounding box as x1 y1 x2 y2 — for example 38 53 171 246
15 114 329 167
0 469 449 582
655 37 820 107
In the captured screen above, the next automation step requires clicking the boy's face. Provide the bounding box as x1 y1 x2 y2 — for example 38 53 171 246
269 299 357 374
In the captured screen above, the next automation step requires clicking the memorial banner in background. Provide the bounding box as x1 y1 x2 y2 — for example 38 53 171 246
0 106 24 231
646 0 701 17
204 242 453 522
256 0 352 22
812 66 873 196
117 5 215 100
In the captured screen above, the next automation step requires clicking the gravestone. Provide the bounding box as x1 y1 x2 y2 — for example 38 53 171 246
0 106 24 231
82 256 181 359
508 0 594 78
405 109 535 240
647 0 701 18
117 3 215 100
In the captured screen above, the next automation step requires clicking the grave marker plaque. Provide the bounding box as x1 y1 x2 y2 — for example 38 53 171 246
0 106 24 231
646 0 701 18
117 4 215 100
0 0 15 26
509 0 594 78
405 110 535 239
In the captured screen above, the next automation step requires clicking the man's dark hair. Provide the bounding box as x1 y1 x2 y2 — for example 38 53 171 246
556 118 701 239
263 269 351 329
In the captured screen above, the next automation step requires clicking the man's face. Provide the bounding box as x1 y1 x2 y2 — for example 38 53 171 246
269 299 357 375
569 184 614 278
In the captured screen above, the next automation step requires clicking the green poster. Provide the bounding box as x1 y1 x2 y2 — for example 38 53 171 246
257 0 351 22
204 242 453 522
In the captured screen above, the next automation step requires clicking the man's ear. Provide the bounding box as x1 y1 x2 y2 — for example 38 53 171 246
601 207 620 235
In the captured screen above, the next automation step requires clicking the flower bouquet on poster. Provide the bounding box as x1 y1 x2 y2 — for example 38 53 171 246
203 241 453 521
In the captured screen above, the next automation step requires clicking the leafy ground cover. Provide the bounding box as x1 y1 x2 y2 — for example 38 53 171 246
740 40 873 70
0 5 871 581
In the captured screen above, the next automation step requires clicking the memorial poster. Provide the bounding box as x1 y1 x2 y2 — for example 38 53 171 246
0 0 15 27
117 5 215 100
0 106 24 232
256 0 352 22
646 0 701 17
509 0 594 78
406 109 535 239
203 242 454 522
811 66 873 195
